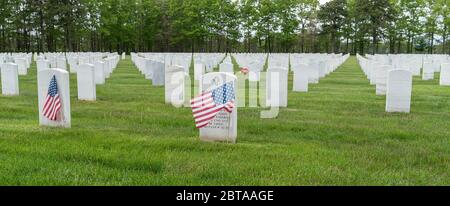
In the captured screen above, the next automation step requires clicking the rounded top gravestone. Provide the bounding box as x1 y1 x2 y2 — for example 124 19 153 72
386 69 413 113
165 65 185 107
199 72 237 143
37 68 71 128
0 63 20 96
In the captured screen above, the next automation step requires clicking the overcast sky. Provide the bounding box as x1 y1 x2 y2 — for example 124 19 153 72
319 0 331 4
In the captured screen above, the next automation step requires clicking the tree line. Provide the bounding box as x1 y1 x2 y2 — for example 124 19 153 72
0 0 448 54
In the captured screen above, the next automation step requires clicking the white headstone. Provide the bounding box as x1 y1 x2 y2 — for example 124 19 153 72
199 72 237 143
38 69 71 128
439 63 450 86
69 59 78 73
1 63 19 96
15 58 28 75
57 58 67 70
37 59 50 73
386 69 412 113
375 65 391 95
152 61 165 86
165 65 185 106
422 62 434 80
104 59 111 78
48 56 58 68
219 62 234 73
318 61 327 78
94 61 106 85
369 61 377 85
144 59 153 80
194 63 204 81
293 64 308 92
266 67 288 107
77 64 96 101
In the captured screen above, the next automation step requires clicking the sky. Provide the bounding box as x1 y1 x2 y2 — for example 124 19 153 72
319 0 331 4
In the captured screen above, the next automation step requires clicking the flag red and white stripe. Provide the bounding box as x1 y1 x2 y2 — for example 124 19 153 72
43 75 62 121
190 82 235 128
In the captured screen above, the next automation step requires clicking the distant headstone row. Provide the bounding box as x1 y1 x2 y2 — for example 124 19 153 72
357 54 450 113
131 52 349 143
1 52 121 128
131 52 227 106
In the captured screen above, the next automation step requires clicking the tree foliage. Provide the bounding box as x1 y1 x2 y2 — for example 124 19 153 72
0 0 448 54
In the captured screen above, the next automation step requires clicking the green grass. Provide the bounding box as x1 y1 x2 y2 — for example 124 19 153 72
0 56 449 185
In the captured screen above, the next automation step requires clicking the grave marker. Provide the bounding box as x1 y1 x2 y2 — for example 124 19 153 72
199 72 237 143
439 63 450 86
0 63 19 96
422 62 434 80
266 67 288 107
386 69 413 113
38 68 71 128
77 64 96 101
94 61 106 85
293 64 309 92
15 58 28 75
165 65 185 106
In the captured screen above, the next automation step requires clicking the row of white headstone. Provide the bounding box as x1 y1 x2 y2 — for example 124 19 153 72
1 52 121 128
365 54 450 83
233 52 349 93
38 53 120 127
357 54 426 113
132 52 349 109
129 52 349 143
0 53 34 96
1 53 33 76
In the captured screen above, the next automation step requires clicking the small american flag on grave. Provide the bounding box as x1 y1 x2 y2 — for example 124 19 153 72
190 82 235 128
42 75 62 121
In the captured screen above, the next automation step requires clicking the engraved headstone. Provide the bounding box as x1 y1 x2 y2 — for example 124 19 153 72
38 68 71 128
199 72 237 143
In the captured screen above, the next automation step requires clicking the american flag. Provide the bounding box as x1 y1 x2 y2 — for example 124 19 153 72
191 82 235 128
43 75 62 121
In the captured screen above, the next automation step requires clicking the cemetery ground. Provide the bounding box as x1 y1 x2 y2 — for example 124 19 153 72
0 57 449 186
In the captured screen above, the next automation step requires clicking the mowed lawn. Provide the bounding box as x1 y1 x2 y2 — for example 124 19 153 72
0 56 448 185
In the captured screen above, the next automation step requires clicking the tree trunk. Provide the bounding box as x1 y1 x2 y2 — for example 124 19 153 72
372 29 377 55
301 23 305 53
442 25 447 54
